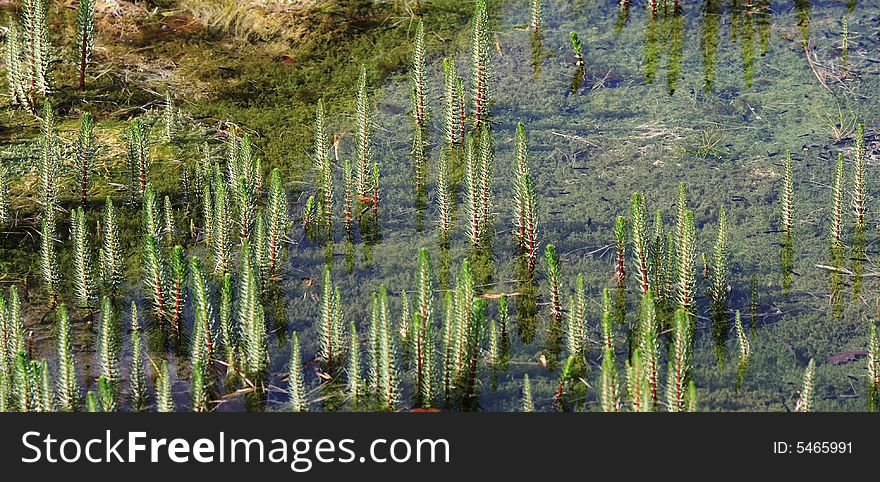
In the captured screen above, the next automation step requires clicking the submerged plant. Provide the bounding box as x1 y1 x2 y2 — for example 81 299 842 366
735 310 751 392
781 151 794 235
710 207 729 367
76 0 95 89
613 215 627 326
868 319 879 411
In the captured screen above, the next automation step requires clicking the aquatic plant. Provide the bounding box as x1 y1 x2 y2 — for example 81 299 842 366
156 360 174 412
22 0 50 94
569 31 584 67
437 147 452 243
190 257 214 365
288 332 307 412
85 392 98 412
39 217 59 300
710 207 729 364
411 19 427 128
840 17 848 68
143 233 168 327
851 123 865 228
76 113 96 208
0 161 8 225
100 198 123 295
4 17 27 106
76 0 95 89
513 126 538 275
235 177 254 240
442 58 461 149
129 302 148 411
522 374 533 412
470 0 491 127
750 274 759 337
638 291 659 407
565 274 587 357
303 195 316 236
191 360 208 412
441 290 455 400
613 215 627 326
40 100 58 220
735 310 750 393
70 207 93 308
666 309 693 412
530 0 542 33
127 119 151 199
54 305 78 411
676 207 697 316
354 65 374 198
831 153 844 247
97 375 115 412
630 192 650 295
626 351 649 412
781 151 794 235
868 319 879 411
347 321 361 401
238 241 268 380
97 296 119 400
264 169 288 279
317 267 344 371
796 358 815 412
212 174 232 274
370 285 400 410
343 160 354 236
218 273 235 374
544 244 562 329
413 248 435 407
163 196 175 243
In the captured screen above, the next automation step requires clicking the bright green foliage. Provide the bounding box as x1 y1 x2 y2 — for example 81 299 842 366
127 119 150 198
442 58 461 148
414 248 435 407
76 112 96 208
85 391 98 412
40 217 59 298
465 135 481 245
600 289 618 412
513 130 538 275
212 174 232 274
164 90 177 142
97 375 115 412
317 266 344 370
97 296 119 397
226 132 261 206
343 159 354 235
142 231 168 326
347 321 361 401
5 17 26 105
156 360 175 412
266 168 288 278
163 195 174 243
781 150 794 234
168 245 186 341
355 65 374 198
411 19 427 128
237 241 267 380
797 358 815 412
544 244 562 328
851 123 866 228
613 215 626 296
191 360 207 412
831 153 844 246
638 290 659 408
675 210 696 315
129 302 148 411
470 0 491 126
76 0 95 89
478 125 493 230
440 290 455 399
565 274 587 355
218 273 235 374
710 207 728 319
0 160 9 225
437 147 452 242
55 305 78 411
22 0 50 94
40 100 58 219
143 183 160 239
868 319 879 411
569 31 583 58
100 197 123 294
630 192 650 294
190 257 214 367
71 207 92 308
522 374 534 412
235 177 254 240
666 309 693 412
288 332 307 412
735 310 751 393
372 285 400 410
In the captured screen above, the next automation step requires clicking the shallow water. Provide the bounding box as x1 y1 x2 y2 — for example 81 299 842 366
3 0 880 412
